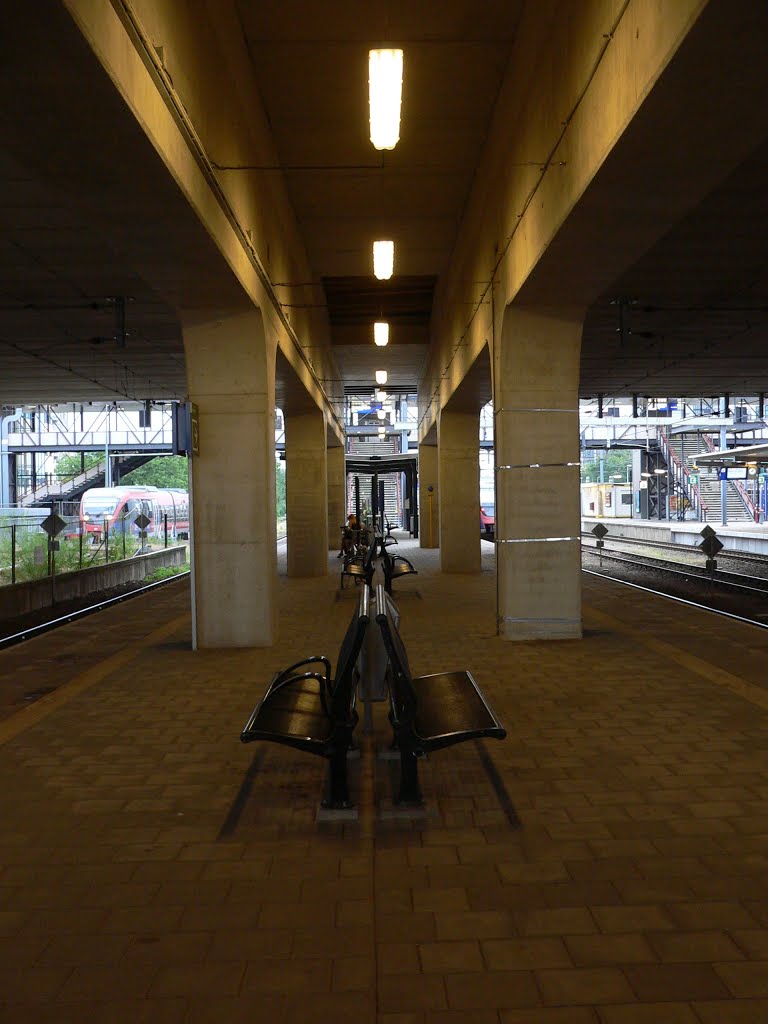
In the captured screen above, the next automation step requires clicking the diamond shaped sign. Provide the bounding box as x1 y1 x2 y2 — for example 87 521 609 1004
700 525 717 540
40 513 67 538
134 513 151 531
591 523 609 539
699 535 724 558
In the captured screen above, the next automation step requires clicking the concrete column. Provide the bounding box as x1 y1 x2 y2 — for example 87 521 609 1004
183 309 277 648
418 443 439 548
494 306 583 640
285 409 328 576
438 409 481 573
327 443 346 549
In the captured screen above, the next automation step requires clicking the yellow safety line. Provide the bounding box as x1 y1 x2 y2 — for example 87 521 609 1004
586 605 768 713
0 613 191 747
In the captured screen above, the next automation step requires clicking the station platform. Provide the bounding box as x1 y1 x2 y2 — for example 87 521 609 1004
583 516 768 556
2 536 768 1022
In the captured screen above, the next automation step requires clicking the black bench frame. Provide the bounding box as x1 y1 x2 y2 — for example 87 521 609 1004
374 584 506 804
381 547 417 595
341 536 376 589
240 586 370 808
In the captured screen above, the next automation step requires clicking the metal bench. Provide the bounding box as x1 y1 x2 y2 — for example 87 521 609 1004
240 586 370 809
381 547 417 595
341 536 376 589
374 584 506 804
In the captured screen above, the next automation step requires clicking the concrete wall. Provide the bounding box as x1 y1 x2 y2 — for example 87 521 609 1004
0 546 187 620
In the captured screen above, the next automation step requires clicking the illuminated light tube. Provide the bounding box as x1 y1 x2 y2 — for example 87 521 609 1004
373 240 394 279
376 389 387 402
374 321 389 347
377 409 386 420
369 49 403 150
375 369 388 385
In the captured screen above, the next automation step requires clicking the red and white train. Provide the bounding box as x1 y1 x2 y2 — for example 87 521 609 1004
78 486 190 542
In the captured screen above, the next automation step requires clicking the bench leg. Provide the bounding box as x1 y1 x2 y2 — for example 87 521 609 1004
396 746 422 805
323 747 353 809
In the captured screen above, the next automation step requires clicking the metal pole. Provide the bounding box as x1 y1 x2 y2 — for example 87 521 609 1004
354 476 360 524
104 517 109 563
720 424 728 524
164 513 168 548
11 524 16 585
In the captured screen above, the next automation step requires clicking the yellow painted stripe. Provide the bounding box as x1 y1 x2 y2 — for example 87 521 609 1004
0 613 190 747
587 606 768 712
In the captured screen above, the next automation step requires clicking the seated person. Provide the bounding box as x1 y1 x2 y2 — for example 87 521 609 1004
338 513 359 558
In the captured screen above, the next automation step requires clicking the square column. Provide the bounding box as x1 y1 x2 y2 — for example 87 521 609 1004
183 310 277 648
438 410 481 573
418 443 439 548
285 409 328 577
494 306 583 640
327 443 346 549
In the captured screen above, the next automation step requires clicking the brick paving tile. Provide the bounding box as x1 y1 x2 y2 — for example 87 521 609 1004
59 962 159 1001
714 961 768 997
419 940 484 973
596 1003 699 1023
564 933 656 966
590 904 675 933
731 930 768 959
536 967 635 1005
665 901 759 930
481 937 572 970
413 888 469 913
332 954 375 991
444 969 539 1010
378 972 447 1012
435 910 513 940
693 999 768 1023
499 1010 599 1024
623 963 731 1001
184 995 285 1024
647 929 745 963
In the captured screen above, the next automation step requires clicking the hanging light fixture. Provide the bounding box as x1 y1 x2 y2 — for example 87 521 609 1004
376 409 386 420
375 369 388 385
377 425 386 436
373 240 394 280
369 49 403 150
376 389 387 402
374 321 389 347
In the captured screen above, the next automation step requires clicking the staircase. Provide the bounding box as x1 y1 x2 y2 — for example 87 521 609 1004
19 454 156 508
346 436 403 526
667 432 753 522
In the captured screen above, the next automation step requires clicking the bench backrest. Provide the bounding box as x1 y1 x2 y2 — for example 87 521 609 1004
374 584 417 723
330 585 370 720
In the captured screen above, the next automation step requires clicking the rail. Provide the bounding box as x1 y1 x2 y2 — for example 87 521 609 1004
658 429 704 519
701 434 758 521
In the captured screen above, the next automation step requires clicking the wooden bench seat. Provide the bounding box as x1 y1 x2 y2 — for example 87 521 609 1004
240 586 370 808
374 585 505 804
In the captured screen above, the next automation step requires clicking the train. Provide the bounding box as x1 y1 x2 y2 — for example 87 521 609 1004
78 486 190 542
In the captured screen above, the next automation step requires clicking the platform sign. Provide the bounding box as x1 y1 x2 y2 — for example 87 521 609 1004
134 513 150 532
40 513 66 539
700 525 717 540
699 534 723 559
591 523 609 540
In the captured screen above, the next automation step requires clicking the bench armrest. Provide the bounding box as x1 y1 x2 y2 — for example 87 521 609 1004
241 670 330 741
274 656 331 686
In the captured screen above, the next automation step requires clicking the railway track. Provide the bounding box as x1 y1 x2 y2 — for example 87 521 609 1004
0 570 190 650
582 541 768 626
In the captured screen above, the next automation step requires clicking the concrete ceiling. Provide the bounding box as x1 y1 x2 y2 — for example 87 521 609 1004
0 1 767 412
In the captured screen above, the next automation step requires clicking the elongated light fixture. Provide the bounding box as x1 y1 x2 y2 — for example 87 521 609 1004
369 49 403 150
375 369 388 385
373 240 394 279
376 409 386 420
376 389 387 402
374 321 389 347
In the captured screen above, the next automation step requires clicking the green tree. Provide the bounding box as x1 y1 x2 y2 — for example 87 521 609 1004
275 458 286 517
581 451 632 484
122 456 189 488
55 452 102 481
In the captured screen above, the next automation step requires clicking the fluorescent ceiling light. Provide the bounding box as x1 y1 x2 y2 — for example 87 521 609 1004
376 409 386 420
373 240 394 279
375 369 388 385
369 49 403 150
376 390 387 402
374 321 389 347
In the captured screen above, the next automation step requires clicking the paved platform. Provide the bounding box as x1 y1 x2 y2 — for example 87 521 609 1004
2 535 768 1022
